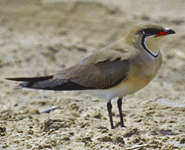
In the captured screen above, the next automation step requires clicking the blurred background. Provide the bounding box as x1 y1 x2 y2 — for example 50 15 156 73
0 0 185 149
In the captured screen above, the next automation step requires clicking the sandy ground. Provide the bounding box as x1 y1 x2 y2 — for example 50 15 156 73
0 0 185 149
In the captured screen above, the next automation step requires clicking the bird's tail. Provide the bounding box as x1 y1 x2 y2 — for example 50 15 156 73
6 76 55 90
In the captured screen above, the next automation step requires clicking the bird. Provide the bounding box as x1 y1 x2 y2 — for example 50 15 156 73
6 23 175 129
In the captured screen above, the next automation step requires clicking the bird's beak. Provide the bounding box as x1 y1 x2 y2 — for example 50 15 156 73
164 28 176 35
155 28 176 37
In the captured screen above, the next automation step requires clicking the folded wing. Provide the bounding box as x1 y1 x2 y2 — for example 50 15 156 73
6 49 130 90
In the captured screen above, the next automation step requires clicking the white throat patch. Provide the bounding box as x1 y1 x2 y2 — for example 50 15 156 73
142 35 163 57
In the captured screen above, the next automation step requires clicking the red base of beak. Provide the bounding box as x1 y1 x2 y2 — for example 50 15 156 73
155 31 168 37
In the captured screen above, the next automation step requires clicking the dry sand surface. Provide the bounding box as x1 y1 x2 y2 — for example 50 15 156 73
0 0 185 149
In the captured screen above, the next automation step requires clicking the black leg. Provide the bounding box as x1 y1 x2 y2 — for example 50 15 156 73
107 100 114 129
117 98 124 127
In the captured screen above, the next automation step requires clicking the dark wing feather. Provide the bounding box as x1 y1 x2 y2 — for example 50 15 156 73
6 76 96 90
6 76 53 82
18 78 95 90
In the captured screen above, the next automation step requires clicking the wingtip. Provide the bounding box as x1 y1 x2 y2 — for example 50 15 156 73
6 78 15 81
6 76 54 82
6 77 22 81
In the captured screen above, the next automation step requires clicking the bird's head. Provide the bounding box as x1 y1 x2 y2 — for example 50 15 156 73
125 23 175 57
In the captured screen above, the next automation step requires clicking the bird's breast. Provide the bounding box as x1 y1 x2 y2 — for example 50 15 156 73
108 51 162 98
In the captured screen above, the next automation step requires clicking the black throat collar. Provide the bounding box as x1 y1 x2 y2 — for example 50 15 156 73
141 35 159 58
